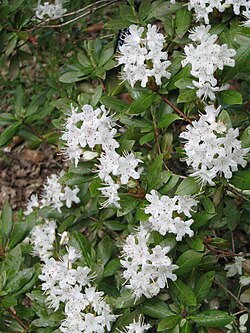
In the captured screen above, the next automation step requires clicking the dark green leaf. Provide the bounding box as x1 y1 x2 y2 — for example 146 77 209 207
175 8 192 37
158 315 181 331
230 171 250 190
129 93 157 115
194 271 215 303
146 154 163 191
218 90 242 105
177 89 197 103
0 122 21 148
170 280 197 306
175 177 200 196
176 250 203 276
158 113 180 129
191 310 235 327
103 258 121 277
139 299 173 319
139 132 155 145
97 235 115 266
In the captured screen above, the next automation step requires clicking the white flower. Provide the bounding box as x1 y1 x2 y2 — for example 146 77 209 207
240 275 250 286
224 0 250 15
121 229 178 300
30 219 57 261
99 181 121 208
35 0 67 20
144 190 198 241
225 256 246 277
59 231 69 246
121 316 150 333
239 313 248 333
24 194 40 215
180 105 249 185
242 9 250 27
118 24 171 88
182 25 236 100
61 186 80 208
40 172 81 212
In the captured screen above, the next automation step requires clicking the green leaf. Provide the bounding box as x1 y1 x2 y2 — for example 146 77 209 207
0 122 21 148
5 268 35 294
104 19 131 30
191 310 235 328
158 113 180 129
241 126 250 148
175 8 192 37
73 232 93 266
158 315 181 331
181 322 192 333
98 47 114 67
148 1 182 19
176 250 204 276
9 213 37 249
221 44 249 83
139 132 155 145
2 245 22 280
1 202 13 245
218 90 242 105
230 171 250 190
77 53 92 67
175 177 200 196
170 280 197 306
97 235 114 266
192 212 216 229
177 89 197 103
139 0 151 20
92 85 103 106
139 299 173 319
1 295 17 308
202 197 215 214
146 154 163 191
129 93 157 114
194 271 215 303
103 258 121 277
117 195 141 216
59 71 85 83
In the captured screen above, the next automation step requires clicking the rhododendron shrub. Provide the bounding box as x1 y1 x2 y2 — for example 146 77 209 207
0 1 250 333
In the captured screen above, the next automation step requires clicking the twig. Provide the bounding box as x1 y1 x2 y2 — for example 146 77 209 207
36 0 119 29
225 184 250 204
161 95 192 124
205 243 250 257
214 279 250 314
6 308 29 330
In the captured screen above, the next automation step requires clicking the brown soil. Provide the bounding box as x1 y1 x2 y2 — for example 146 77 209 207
0 142 66 210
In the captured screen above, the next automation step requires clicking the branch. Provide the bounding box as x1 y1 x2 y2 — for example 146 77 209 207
214 279 250 314
205 243 250 257
31 0 119 30
6 308 29 330
225 184 250 204
161 95 192 124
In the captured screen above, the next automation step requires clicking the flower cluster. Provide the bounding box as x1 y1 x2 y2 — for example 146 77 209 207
121 228 178 300
39 246 117 333
118 24 171 88
180 105 249 186
187 0 250 24
30 219 57 261
35 0 67 20
25 172 80 214
62 104 141 208
144 190 198 241
182 25 236 100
